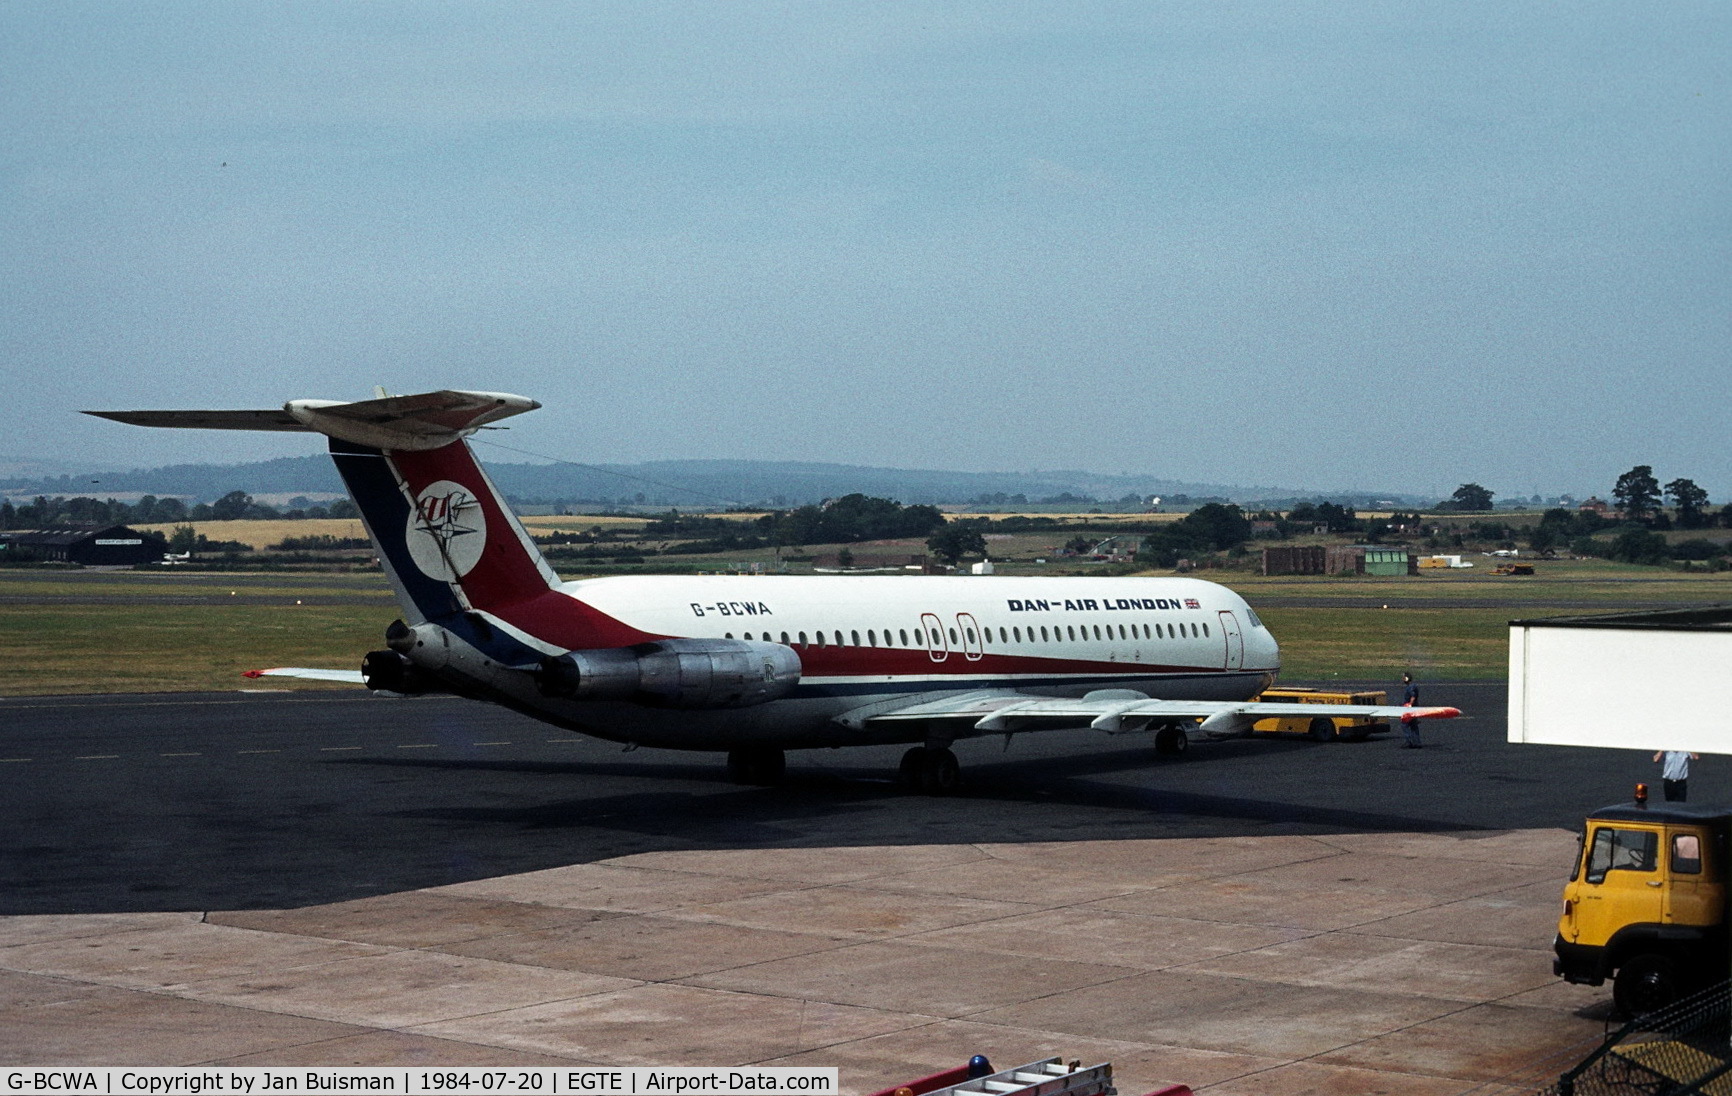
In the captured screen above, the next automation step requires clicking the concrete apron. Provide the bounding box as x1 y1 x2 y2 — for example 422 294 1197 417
0 830 1612 1095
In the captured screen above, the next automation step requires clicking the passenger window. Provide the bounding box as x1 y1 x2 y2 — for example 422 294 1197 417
966 628 976 644
850 630 859 646
1040 626 1049 642
1143 624 1151 638
1094 625 1102 640
867 630 876 646
1119 625 1127 639
781 632 790 645
1673 833 1704 875
1585 827 1659 883
949 627 959 644
1203 624 1210 637
900 629 909 646
725 632 732 639
798 631 807 647
816 632 826 648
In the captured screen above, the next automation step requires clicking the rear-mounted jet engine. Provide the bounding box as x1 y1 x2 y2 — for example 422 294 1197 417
535 638 801 709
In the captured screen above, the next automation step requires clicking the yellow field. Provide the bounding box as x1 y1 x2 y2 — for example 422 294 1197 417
136 518 369 549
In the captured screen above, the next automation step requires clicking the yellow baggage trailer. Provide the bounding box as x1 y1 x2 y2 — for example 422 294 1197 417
1252 687 1390 742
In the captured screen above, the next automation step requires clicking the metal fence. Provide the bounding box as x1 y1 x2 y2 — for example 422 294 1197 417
1539 981 1732 1096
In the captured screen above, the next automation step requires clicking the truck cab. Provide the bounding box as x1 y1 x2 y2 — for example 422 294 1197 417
1555 797 1729 1015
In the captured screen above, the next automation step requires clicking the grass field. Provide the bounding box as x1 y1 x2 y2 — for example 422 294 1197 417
4 562 1728 695
0 602 388 695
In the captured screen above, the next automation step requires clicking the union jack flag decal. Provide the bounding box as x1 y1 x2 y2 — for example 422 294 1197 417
1185 598 1201 608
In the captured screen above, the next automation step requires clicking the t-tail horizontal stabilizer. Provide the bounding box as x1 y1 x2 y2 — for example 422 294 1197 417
84 389 539 450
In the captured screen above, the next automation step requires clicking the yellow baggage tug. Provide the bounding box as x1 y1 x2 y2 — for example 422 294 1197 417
1554 786 1729 1015
1251 687 1390 742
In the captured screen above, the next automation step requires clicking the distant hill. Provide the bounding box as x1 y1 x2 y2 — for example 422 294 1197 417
0 455 1424 511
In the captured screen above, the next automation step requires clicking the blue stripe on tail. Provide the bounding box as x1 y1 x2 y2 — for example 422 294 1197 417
328 438 465 625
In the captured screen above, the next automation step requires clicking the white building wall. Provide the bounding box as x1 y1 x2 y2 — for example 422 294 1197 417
1508 624 1732 752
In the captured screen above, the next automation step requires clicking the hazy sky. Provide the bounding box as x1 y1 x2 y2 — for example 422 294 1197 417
3 3 1727 501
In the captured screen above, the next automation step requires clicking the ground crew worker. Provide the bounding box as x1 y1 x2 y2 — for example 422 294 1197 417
1399 672 1422 748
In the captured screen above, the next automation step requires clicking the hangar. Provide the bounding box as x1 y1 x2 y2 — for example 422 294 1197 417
0 524 166 566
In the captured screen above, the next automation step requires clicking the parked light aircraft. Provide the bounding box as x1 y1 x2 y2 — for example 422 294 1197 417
89 390 1459 792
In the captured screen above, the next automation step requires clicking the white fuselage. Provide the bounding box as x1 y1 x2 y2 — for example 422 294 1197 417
456 573 1280 750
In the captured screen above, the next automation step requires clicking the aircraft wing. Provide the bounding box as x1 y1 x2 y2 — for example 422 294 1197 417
242 667 367 684
836 690 1461 739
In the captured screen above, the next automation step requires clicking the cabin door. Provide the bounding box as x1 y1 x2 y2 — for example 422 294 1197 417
1217 610 1244 670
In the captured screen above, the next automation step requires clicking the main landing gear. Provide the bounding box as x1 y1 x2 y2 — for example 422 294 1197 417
898 746 962 796
1154 724 1190 758
726 747 785 786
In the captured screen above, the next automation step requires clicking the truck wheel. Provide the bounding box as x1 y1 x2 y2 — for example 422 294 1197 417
1308 716 1335 743
1614 953 1683 1017
1154 725 1189 758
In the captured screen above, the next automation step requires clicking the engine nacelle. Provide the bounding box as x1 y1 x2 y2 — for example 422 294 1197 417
535 638 801 709
361 648 444 694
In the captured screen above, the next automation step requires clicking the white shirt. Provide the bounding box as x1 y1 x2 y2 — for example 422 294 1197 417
1661 751 1691 781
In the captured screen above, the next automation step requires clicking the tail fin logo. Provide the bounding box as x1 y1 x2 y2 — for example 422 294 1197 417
406 479 487 581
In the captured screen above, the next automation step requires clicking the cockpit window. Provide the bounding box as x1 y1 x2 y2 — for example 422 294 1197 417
1585 826 1658 884
1246 608 1263 628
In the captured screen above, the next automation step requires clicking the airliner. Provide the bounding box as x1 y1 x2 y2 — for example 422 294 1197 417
89 389 1458 792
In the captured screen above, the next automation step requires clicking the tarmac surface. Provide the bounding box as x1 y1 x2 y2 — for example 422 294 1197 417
3 682 1713 1092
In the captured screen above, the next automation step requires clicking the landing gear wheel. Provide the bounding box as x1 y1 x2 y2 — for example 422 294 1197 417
897 747 961 795
1614 953 1683 1017
1154 725 1189 758
920 748 961 795
1308 716 1336 743
897 748 925 792
726 747 785 786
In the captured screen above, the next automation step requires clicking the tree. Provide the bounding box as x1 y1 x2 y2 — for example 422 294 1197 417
1613 466 1662 521
1608 527 1668 566
1665 478 1711 529
1442 484 1494 512
210 490 255 521
926 523 987 565
1184 503 1252 551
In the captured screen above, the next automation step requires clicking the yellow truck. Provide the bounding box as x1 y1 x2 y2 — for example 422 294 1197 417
1554 791 1728 1015
1251 687 1390 742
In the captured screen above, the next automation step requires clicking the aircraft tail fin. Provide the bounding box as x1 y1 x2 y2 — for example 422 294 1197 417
84 390 624 652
